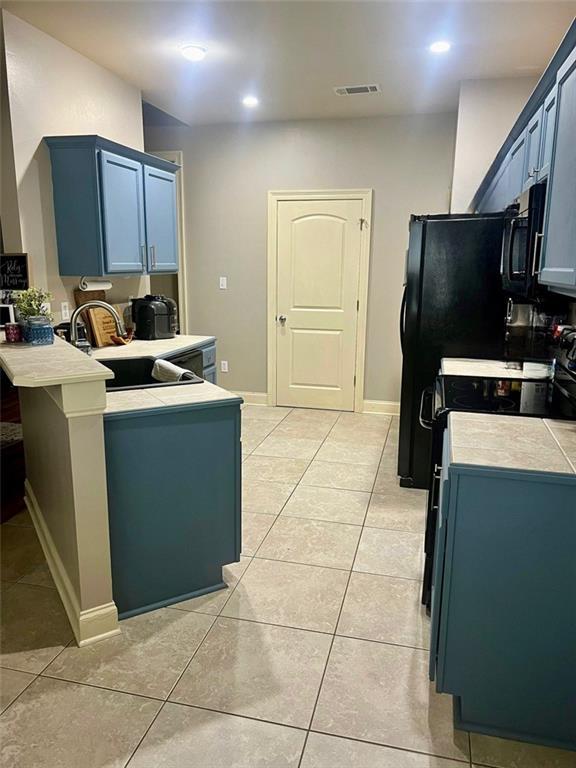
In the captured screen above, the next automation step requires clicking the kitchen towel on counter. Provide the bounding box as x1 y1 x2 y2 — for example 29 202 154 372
152 359 196 382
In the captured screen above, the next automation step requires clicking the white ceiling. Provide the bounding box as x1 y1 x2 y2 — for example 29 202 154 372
5 1 576 126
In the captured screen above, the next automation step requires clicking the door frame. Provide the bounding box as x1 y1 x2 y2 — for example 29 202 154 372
267 189 373 412
150 150 189 333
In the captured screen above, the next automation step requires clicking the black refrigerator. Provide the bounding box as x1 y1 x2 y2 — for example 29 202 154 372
398 213 507 489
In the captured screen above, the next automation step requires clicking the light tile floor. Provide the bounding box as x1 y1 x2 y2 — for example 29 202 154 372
1 406 575 768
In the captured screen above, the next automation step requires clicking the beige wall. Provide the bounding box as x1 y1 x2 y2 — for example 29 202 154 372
451 77 538 212
2 11 149 318
0 14 22 252
145 113 457 402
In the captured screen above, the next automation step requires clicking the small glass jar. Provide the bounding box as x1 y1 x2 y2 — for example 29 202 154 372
4 323 22 343
22 316 54 345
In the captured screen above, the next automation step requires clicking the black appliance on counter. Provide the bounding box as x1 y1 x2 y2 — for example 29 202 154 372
398 213 508 489
132 295 178 340
501 183 547 300
421 337 576 611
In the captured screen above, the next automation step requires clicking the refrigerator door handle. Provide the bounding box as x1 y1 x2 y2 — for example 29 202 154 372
419 386 434 430
400 285 407 353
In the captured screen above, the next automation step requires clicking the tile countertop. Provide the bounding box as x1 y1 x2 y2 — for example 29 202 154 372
0 334 113 387
91 335 216 361
441 358 553 380
105 379 240 416
449 412 576 474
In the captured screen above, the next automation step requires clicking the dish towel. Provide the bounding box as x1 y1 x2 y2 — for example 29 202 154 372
152 359 196 382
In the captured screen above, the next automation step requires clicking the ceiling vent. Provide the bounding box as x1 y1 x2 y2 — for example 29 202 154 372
333 84 382 96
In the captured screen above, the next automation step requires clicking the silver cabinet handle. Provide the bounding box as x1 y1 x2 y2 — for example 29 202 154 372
150 245 157 270
277 315 287 325
532 233 544 276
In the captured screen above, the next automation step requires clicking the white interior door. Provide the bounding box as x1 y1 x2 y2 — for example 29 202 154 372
275 198 363 410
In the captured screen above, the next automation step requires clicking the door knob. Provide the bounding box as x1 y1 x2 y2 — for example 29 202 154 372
277 315 287 325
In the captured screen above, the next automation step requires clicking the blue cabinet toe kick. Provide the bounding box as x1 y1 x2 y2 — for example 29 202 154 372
117 576 229 620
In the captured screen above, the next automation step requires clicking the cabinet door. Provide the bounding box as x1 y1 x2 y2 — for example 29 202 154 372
506 131 527 203
537 85 558 181
99 151 146 274
540 48 576 290
522 106 543 191
144 165 179 272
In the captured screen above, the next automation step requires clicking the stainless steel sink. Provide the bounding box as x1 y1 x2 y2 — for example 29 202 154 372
101 357 203 392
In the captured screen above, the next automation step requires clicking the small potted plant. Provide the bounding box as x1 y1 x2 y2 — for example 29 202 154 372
15 288 54 345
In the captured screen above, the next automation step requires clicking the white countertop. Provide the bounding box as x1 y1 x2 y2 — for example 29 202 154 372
441 358 553 380
92 335 215 361
449 412 576 474
0 335 113 387
105 380 239 415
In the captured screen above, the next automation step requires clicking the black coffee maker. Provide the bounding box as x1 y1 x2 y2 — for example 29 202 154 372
132 295 178 340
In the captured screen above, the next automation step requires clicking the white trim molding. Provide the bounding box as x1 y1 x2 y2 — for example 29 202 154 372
25 480 120 647
267 189 373 413
362 399 400 416
234 391 269 405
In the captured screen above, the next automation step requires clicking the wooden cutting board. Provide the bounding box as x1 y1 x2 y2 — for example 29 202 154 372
74 290 126 347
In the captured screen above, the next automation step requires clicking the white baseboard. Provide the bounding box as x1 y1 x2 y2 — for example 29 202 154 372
25 480 120 646
234 391 399 415
235 391 269 405
362 399 400 416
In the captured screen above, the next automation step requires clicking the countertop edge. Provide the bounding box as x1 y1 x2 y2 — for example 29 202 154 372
92 335 217 361
0 336 115 388
104 394 243 420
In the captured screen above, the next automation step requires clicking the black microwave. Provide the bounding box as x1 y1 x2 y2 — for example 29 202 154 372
501 182 546 300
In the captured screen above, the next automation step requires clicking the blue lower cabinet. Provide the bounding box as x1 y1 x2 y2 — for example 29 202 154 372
203 365 217 384
104 399 241 618
430 436 576 749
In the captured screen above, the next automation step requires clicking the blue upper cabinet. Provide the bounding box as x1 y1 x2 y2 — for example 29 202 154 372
537 85 558 181
144 166 179 272
540 46 576 295
99 151 146 274
45 136 179 277
506 130 527 203
522 105 543 191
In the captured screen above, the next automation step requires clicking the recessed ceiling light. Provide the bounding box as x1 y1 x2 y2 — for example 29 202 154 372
429 40 451 54
180 44 207 62
242 95 259 108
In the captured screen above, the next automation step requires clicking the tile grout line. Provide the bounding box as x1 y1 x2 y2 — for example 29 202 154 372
297 411 391 766
122 527 265 766
248 411 346 558
249 410 391 560
0 669 38 718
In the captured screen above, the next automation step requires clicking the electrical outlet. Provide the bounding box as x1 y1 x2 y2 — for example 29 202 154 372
61 302 70 321
220 360 229 373
219 276 228 290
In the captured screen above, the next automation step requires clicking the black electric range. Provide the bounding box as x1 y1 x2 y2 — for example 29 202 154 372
421 346 576 611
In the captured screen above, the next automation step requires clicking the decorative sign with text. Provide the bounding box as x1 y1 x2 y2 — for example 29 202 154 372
0 253 29 291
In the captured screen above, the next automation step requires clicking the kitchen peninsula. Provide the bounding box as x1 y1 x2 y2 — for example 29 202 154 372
0 335 241 645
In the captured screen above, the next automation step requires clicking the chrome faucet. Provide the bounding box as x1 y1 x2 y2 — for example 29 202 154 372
69 300 126 355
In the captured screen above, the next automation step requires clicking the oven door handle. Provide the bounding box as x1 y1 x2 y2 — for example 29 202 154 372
419 386 434 430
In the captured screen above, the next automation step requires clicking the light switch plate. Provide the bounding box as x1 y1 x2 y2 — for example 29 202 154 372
219 276 228 290
220 360 229 373
60 302 70 321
